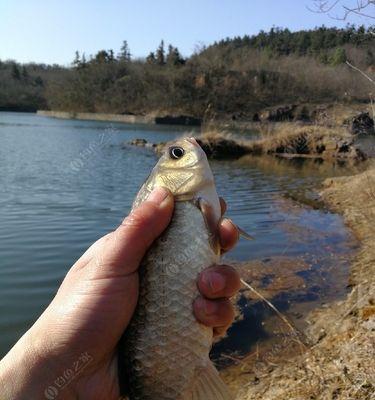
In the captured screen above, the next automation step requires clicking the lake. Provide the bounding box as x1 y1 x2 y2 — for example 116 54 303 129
0 112 359 360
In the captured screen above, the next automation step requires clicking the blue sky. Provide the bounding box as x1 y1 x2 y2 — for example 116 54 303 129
0 0 372 65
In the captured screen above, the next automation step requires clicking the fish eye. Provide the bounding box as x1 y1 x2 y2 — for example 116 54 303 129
169 146 185 160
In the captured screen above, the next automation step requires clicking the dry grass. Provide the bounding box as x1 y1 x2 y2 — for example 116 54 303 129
196 123 365 160
254 123 351 155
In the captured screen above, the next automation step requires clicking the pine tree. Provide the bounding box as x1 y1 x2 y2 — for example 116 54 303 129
21 66 29 80
156 40 165 65
166 45 185 66
118 40 131 62
330 47 347 66
94 50 113 63
81 53 87 68
146 52 156 64
11 63 21 80
73 51 81 68
108 49 115 62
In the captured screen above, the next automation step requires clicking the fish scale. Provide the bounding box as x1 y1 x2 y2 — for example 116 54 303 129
122 202 215 399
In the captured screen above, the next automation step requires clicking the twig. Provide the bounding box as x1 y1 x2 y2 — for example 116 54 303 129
308 0 375 19
345 61 375 118
240 279 306 351
345 60 375 88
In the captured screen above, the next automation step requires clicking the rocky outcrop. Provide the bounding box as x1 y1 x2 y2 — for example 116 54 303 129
260 105 297 122
123 138 156 149
344 112 375 135
128 128 366 161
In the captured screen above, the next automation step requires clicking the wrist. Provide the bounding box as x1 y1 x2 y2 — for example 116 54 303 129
0 328 76 400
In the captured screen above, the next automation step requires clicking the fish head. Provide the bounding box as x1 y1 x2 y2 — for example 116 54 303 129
133 137 218 206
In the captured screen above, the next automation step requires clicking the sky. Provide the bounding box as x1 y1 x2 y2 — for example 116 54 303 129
0 0 373 66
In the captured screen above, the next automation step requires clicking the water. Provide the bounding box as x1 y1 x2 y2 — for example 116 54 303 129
0 112 360 360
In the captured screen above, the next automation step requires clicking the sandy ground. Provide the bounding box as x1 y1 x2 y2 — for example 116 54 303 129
223 165 375 400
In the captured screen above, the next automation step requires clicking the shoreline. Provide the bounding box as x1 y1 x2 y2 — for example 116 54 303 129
227 164 375 399
36 110 202 127
37 110 156 125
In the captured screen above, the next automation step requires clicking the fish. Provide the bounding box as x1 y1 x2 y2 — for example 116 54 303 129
118 137 234 400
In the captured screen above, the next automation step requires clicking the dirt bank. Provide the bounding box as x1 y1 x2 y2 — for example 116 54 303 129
224 165 375 399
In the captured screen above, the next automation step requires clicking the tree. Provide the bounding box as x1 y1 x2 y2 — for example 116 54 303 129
93 50 115 64
330 47 347 65
73 51 81 69
22 66 29 80
11 63 21 80
146 52 156 64
166 45 185 66
108 49 115 63
365 49 374 65
156 40 165 65
118 40 131 62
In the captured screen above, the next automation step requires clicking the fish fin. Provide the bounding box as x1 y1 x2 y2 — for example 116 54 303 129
237 225 255 240
196 198 221 255
181 363 235 400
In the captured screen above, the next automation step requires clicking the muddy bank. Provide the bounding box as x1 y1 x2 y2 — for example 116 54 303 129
226 166 375 400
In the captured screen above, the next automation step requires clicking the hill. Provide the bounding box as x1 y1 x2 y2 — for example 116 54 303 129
1 25 374 118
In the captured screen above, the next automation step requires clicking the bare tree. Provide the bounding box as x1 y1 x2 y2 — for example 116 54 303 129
309 0 375 20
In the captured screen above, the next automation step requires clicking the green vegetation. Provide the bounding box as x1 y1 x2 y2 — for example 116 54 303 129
1 25 374 116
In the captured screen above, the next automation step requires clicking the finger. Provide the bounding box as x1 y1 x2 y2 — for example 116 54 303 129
219 197 227 216
73 233 113 270
193 297 235 329
198 265 241 299
219 218 239 252
98 187 174 276
213 325 231 337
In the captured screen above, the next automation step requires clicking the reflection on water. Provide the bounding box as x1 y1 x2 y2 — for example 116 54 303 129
0 112 360 361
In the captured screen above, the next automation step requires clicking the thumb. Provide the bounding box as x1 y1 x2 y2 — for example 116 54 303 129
99 187 174 276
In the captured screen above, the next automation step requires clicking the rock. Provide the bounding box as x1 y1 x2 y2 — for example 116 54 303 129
345 112 375 135
129 138 148 146
252 113 261 122
154 115 202 126
260 105 297 122
195 136 250 159
294 105 311 122
127 138 157 149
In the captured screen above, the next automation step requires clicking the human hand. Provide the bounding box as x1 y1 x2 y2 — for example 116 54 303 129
0 187 240 400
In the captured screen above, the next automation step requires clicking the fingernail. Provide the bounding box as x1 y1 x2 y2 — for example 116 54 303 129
221 218 237 232
203 271 226 294
147 187 169 204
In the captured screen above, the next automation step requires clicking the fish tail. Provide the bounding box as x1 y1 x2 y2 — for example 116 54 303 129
181 363 235 400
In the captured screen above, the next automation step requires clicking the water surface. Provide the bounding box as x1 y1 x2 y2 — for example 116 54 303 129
0 112 359 359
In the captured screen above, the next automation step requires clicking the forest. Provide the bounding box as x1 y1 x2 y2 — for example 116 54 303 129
1 25 374 118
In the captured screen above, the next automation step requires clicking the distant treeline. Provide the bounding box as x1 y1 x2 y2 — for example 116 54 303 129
1 25 374 117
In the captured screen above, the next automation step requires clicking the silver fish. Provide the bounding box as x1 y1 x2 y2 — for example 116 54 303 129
119 137 234 400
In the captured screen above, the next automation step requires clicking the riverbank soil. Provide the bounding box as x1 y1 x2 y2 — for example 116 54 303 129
223 165 375 400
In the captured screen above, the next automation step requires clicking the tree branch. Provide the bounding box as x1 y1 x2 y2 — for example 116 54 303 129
309 0 375 19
